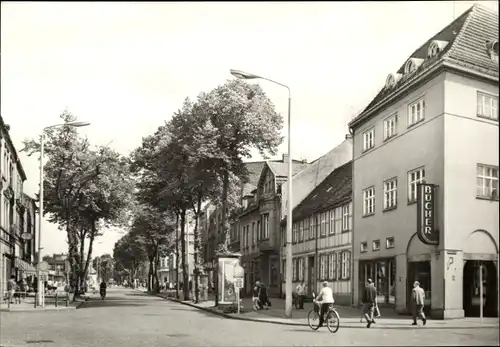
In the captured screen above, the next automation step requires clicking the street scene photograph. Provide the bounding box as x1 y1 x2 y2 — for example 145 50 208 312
0 1 499 346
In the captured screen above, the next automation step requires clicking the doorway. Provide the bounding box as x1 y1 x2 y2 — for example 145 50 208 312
463 260 498 317
308 256 315 296
407 261 431 316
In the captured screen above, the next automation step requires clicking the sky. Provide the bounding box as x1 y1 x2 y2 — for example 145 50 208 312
1 1 498 258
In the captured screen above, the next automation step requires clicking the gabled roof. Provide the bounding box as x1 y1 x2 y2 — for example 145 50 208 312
266 160 309 178
350 4 499 129
285 161 352 224
0 115 27 181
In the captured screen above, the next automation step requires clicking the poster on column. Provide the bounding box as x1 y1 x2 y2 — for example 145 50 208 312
217 257 238 304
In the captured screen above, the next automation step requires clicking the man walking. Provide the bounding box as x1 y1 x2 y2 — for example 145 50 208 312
412 281 427 326
362 279 377 328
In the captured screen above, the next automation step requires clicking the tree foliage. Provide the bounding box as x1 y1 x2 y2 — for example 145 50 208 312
21 110 135 296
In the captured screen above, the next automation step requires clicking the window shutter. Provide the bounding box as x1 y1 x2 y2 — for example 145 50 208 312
302 257 306 282
338 252 342 279
346 251 351 280
333 253 337 281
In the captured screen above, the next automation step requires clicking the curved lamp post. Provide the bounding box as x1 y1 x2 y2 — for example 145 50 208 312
230 69 293 318
37 120 90 308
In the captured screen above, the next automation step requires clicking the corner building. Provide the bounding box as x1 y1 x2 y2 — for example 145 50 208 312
349 5 498 319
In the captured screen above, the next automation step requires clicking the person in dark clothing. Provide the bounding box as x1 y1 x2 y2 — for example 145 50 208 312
252 281 261 310
258 283 271 309
362 279 377 328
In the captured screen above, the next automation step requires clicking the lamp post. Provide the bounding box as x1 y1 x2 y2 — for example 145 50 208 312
229 69 293 318
36 120 90 308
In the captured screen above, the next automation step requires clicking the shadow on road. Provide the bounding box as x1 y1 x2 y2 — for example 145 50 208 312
78 298 148 309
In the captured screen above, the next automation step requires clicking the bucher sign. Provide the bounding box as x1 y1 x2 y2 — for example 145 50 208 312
417 183 439 245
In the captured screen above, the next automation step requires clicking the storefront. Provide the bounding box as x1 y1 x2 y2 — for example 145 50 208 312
358 258 396 306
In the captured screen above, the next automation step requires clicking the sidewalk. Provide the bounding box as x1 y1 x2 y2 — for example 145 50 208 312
0 293 93 312
153 291 499 330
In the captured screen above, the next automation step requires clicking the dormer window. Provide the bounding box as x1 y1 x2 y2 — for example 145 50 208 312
404 58 424 75
385 73 402 89
486 40 499 63
427 40 448 59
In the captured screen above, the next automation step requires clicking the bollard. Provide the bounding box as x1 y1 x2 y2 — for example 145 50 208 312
65 294 69 307
8 292 11 310
55 293 58 307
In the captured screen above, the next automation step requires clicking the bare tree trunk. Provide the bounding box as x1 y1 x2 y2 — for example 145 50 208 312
180 209 189 300
82 219 96 292
154 250 160 293
148 257 154 292
220 171 230 250
193 188 203 303
78 228 86 292
175 213 180 299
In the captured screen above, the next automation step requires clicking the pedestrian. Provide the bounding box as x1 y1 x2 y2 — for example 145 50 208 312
412 281 427 326
259 282 272 309
7 275 16 304
296 281 306 309
362 279 377 328
252 281 261 310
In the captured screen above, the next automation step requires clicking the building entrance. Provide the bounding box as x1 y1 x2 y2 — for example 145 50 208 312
463 260 498 317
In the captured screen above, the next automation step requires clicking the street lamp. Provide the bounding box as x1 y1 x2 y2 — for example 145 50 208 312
230 69 293 318
36 120 90 307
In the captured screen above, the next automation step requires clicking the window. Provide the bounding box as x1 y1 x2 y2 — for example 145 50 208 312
292 259 297 281
341 205 350 231
372 240 381 251
384 114 398 140
477 92 498 121
262 214 269 239
341 251 350 279
304 218 310 240
320 254 327 280
363 187 375 216
292 223 297 243
309 216 315 239
334 207 342 232
408 167 425 203
363 128 375 152
257 221 261 241
328 253 336 280
298 257 304 281
360 242 368 253
252 222 256 244
386 237 395 249
320 213 326 237
408 98 425 126
299 221 304 242
329 210 335 234
383 178 398 210
477 164 499 199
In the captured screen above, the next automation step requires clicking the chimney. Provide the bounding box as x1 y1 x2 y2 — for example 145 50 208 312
345 134 353 140
282 153 289 163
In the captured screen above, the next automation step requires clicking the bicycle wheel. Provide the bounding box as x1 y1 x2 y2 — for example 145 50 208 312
326 309 340 333
307 309 321 330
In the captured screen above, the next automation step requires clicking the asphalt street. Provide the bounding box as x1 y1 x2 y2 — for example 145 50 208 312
0 288 498 347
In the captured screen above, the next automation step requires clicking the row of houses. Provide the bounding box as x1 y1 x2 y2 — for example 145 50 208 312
200 4 499 319
0 116 38 296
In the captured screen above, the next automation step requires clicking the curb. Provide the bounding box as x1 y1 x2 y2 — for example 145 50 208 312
165 297 308 327
163 296 499 330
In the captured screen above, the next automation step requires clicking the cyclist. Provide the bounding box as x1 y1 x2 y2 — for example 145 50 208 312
314 281 335 328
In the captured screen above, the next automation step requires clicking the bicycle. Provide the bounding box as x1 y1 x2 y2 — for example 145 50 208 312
307 294 340 333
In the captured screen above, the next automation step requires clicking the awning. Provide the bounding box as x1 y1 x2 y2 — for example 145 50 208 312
15 257 37 274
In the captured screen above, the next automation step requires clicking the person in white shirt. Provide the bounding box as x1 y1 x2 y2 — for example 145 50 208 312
315 281 335 327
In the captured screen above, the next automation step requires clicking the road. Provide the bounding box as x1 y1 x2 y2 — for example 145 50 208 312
1 288 498 347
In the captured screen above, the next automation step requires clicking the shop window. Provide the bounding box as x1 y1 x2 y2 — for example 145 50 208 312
372 240 380 251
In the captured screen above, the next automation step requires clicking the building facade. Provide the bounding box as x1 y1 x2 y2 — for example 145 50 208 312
0 116 37 295
239 155 309 297
281 161 353 304
349 4 498 319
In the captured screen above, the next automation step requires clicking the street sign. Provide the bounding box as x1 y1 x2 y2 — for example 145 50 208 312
38 261 49 271
21 232 33 240
234 277 244 289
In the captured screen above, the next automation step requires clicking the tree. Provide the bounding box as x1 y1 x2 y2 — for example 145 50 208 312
129 205 175 292
194 79 283 252
113 233 147 285
22 110 135 296
92 254 113 282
